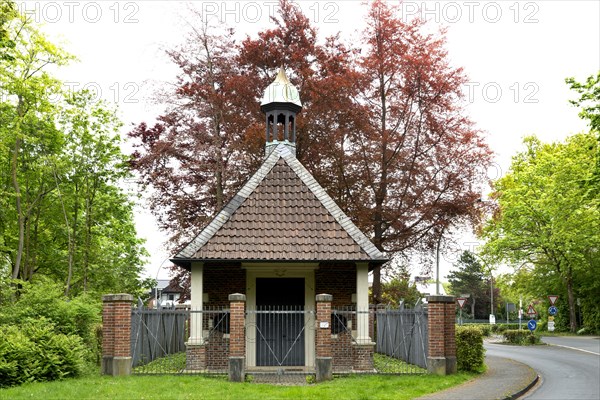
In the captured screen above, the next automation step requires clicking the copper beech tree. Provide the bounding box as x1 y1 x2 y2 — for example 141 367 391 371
129 0 492 301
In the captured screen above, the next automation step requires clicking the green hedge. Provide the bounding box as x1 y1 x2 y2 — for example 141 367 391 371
503 329 541 345
455 326 485 372
0 318 86 388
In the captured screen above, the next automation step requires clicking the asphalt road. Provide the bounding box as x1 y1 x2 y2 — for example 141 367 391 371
485 337 600 400
541 335 600 355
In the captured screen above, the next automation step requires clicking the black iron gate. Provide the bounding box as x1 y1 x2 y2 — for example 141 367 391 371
253 306 306 366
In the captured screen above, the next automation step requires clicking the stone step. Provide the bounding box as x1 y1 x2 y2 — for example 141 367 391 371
247 370 313 385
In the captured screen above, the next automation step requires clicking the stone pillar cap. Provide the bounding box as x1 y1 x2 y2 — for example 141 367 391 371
228 293 246 302
102 294 134 302
316 294 333 302
426 295 455 303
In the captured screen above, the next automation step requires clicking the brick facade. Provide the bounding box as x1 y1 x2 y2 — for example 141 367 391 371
331 332 353 371
186 344 206 370
315 263 356 308
353 344 375 370
204 264 245 307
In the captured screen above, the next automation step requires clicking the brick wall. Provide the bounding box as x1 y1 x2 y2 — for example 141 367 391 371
186 345 206 370
206 334 229 370
316 263 355 308
331 332 353 371
205 264 245 307
353 345 374 371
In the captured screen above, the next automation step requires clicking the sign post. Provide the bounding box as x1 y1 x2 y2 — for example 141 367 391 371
526 303 537 333
548 295 558 332
528 319 537 332
519 298 523 330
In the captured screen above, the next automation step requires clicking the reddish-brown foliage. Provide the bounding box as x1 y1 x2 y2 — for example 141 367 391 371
128 0 492 301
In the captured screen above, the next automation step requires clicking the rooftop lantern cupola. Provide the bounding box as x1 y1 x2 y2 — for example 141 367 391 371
260 67 302 157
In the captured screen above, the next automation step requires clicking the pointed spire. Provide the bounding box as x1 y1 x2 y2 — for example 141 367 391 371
274 67 290 84
261 67 302 108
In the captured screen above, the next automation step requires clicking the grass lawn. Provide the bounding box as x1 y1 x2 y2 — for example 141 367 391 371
0 372 476 400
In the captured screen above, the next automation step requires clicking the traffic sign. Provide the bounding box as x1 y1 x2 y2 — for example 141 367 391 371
528 319 537 332
527 304 537 316
457 298 467 309
548 306 558 316
548 295 559 306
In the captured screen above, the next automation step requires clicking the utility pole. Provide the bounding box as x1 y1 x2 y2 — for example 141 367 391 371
489 269 494 324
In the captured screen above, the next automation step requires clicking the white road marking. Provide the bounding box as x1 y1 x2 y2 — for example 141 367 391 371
544 343 600 356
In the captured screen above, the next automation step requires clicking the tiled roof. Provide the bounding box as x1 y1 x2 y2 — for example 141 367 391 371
173 143 387 264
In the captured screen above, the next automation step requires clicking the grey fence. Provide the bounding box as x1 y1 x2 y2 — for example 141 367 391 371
131 305 231 374
129 304 427 376
130 306 189 369
375 307 428 370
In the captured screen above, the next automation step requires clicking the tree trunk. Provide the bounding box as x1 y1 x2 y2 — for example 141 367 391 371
11 99 25 280
64 185 78 297
565 268 577 333
371 215 385 303
11 138 25 279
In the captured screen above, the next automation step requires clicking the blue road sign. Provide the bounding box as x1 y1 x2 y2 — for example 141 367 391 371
548 306 558 316
528 319 537 332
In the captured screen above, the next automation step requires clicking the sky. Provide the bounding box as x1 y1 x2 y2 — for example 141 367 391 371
20 0 600 282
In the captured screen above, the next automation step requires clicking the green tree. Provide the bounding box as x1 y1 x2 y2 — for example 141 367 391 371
379 265 421 307
54 90 146 296
447 251 489 319
566 72 600 133
0 1 17 61
1 8 149 298
0 8 71 280
566 72 600 200
482 133 600 332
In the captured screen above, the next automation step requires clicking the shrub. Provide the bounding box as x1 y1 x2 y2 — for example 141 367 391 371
503 329 540 345
0 278 101 363
0 318 86 388
455 326 485 372
476 324 491 337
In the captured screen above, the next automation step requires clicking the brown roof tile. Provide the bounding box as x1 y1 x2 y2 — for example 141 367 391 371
194 158 368 260
174 143 388 264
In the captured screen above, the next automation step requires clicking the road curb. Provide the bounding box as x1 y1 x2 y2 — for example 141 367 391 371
504 373 540 400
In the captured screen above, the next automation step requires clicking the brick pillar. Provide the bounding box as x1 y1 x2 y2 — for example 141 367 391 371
102 294 134 376
316 294 333 382
228 293 246 382
445 301 457 374
101 299 114 375
426 295 456 375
